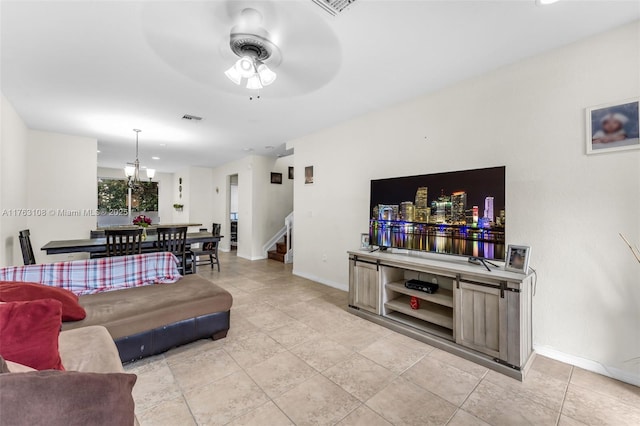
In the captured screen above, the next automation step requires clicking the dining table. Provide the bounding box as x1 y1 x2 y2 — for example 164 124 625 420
41 231 223 255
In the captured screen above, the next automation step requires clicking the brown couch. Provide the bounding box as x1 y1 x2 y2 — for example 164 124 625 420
62 274 233 363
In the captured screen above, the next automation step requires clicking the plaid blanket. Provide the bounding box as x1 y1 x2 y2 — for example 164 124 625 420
0 252 181 296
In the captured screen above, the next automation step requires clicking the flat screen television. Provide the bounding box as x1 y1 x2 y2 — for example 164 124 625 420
369 166 506 261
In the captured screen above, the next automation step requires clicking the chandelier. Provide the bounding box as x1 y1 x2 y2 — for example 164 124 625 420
124 129 155 190
224 8 278 90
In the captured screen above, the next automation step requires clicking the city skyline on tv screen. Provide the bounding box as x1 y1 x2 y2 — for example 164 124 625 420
370 166 505 227
369 166 506 260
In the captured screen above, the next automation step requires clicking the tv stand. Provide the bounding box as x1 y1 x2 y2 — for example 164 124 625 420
468 256 500 272
348 250 534 381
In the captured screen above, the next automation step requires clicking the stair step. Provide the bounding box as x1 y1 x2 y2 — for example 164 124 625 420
268 250 285 263
276 242 287 254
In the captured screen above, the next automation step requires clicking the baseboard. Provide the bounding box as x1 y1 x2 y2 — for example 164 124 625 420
292 269 348 292
236 253 266 261
534 345 640 387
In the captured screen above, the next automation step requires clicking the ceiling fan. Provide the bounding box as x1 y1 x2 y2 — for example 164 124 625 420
141 0 342 98
223 8 279 90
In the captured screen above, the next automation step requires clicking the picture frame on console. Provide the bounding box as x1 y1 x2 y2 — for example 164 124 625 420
360 233 371 250
505 245 531 273
586 98 640 155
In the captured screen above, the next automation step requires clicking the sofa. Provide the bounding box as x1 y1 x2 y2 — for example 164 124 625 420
0 252 233 363
63 273 233 362
1 325 140 426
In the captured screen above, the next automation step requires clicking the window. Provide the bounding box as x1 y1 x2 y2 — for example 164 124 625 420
97 178 159 227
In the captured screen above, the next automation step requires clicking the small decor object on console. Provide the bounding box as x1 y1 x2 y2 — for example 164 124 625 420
410 296 420 310
133 215 152 241
360 233 370 250
586 98 639 155
505 245 531 274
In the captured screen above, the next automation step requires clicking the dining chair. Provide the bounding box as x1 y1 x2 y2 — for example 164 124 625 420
18 229 37 265
156 226 194 274
193 225 221 272
105 228 143 257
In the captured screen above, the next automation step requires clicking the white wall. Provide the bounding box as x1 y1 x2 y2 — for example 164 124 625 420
290 22 640 383
0 94 29 267
250 155 294 257
26 130 97 263
207 155 294 260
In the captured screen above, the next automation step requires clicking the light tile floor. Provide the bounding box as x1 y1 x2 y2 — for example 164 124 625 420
125 252 640 426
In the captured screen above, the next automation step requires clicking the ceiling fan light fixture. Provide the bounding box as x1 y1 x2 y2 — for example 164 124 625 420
246 74 263 90
236 56 256 79
257 63 276 86
224 65 242 85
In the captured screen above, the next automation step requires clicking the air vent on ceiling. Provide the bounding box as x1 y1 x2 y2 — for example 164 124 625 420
182 114 203 121
310 0 357 16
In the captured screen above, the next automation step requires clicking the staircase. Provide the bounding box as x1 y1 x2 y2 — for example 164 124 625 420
267 234 290 263
264 212 294 263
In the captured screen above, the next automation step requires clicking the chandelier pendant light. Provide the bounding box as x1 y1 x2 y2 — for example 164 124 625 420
124 129 155 189
224 8 279 90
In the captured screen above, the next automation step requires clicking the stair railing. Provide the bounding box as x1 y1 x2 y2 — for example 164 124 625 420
284 212 294 264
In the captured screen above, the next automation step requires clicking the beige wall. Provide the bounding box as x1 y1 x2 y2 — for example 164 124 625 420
205 155 294 260
0 94 29 266
1 95 97 266
27 130 97 263
289 22 640 384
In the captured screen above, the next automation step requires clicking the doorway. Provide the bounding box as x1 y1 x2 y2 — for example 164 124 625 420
228 174 238 251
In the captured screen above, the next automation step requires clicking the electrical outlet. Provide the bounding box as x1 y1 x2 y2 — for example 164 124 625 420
322 254 327 262
431 277 438 285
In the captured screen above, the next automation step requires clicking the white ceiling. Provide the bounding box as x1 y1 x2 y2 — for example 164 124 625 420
2 0 639 173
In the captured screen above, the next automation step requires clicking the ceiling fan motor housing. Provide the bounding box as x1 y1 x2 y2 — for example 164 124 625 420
229 31 276 61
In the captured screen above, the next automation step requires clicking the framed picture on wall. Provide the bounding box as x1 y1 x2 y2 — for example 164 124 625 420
305 166 314 184
586 98 640 155
288 167 294 179
504 245 531 274
270 172 282 184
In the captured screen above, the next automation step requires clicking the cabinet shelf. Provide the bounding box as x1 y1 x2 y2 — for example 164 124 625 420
385 312 453 340
385 295 453 330
385 281 453 307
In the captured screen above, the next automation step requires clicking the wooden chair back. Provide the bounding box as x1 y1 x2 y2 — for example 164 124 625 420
105 228 142 257
18 229 36 265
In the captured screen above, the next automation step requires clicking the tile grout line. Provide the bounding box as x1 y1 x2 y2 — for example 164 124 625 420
555 365 574 426
444 369 490 426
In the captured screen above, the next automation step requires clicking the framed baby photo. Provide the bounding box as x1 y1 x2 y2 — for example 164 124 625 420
360 233 371 250
586 98 640 155
504 245 531 274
